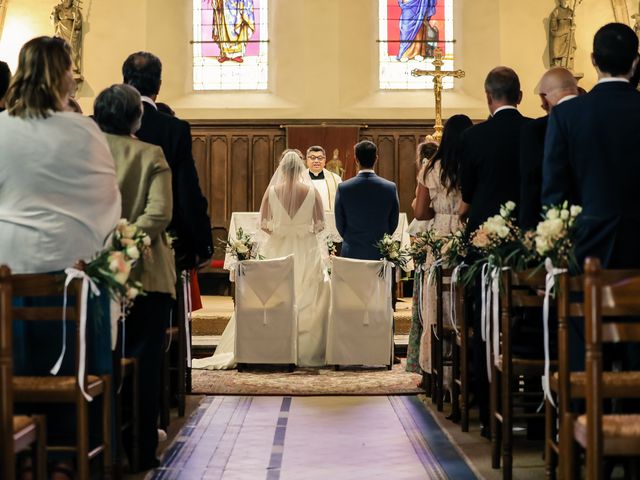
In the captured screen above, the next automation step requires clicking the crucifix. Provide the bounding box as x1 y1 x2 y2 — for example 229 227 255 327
411 47 465 143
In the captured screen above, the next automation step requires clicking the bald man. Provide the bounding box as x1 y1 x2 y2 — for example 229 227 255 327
519 67 578 228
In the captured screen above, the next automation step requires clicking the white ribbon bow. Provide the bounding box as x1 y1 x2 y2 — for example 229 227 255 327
426 259 444 340
51 268 100 402
542 258 566 407
449 263 467 336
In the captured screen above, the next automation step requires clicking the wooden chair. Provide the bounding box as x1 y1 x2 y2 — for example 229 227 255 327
574 258 640 480
430 266 456 412
545 266 640 480
10 271 113 480
0 266 47 480
451 267 472 431
491 268 550 480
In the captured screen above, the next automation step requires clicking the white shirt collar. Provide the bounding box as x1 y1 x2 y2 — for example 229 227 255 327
358 169 375 174
556 94 578 105
141 96 157 110
492 105 518 116
597 77 630 84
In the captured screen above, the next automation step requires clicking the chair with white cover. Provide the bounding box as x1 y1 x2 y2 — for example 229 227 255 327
327 257 394 369
234 255 297 370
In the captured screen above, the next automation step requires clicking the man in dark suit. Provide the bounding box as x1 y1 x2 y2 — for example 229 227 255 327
122 52 213 269
121 52 212 471
334 140 399 260
542 23 640 374
459 67 531 231
542 23 640 270
519 67 578 230
458 66 531 435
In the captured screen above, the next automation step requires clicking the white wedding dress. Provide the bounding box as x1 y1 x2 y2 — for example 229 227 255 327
193 158 330 370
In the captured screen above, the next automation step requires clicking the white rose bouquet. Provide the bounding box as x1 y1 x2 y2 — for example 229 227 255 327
465 201 535 284
376 233 409 271
84 219 152 306
224 227 261 261
534 202 582 270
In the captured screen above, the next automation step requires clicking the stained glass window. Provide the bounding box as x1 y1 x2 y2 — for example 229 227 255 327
193 0 268 91
379 0 455 90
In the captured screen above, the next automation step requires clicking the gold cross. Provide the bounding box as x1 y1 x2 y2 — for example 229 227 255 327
411 47 465 143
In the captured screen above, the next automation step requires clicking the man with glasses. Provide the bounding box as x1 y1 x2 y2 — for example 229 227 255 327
306 145 342 211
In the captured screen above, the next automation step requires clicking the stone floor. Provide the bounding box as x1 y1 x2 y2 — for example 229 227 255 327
147 395 476 480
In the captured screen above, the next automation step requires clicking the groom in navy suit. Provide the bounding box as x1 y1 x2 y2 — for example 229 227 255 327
334 140 400 260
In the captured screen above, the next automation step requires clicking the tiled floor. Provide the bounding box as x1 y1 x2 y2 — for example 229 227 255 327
150 396 476 480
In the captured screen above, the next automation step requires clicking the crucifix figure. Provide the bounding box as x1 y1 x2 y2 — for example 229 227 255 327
411 47 465 143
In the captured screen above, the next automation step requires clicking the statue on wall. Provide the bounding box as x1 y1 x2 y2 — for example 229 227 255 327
549 0 580 71
326 148 345 178
51 0 83 79
632 2 640 38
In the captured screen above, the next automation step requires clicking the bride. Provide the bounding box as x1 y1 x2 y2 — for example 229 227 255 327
192 150 330 369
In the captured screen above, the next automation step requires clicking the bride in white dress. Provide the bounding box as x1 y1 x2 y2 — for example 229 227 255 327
192 150 330 369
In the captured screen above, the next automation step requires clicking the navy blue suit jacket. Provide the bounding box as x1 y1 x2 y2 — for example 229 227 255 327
334 172 400 260
542 81 640 269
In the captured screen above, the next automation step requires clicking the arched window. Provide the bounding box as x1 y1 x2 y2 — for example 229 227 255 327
379 0 455 90
193 0 269 90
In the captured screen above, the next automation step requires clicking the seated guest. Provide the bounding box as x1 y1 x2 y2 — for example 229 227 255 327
305 145 342 211
0 60 10 112
408 116 472 389
94 84 176 471
0 36 121 479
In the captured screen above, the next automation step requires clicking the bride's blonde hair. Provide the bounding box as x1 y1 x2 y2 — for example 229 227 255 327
279 150 305 181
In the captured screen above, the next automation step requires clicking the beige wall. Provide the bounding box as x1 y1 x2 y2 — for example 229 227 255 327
0 0 619 119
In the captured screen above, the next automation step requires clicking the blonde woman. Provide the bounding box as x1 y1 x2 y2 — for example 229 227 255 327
0 36 120 480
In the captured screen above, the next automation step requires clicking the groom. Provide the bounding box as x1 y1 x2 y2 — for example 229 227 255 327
334 140 400 260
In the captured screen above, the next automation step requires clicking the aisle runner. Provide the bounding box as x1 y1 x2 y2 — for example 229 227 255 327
190 361 422 396
151 396 476 480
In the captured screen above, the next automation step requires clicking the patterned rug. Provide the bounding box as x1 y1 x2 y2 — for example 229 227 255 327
191 360 423 396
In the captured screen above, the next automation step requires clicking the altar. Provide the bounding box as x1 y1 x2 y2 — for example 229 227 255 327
223 212 413 275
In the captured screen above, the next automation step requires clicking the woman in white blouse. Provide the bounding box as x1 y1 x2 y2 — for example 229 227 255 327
0 36 120 480
0 36 120 273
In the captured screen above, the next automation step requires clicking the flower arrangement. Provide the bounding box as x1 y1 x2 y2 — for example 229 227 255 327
376 233 409 271
84 219 151 305
464 201 536 284
440 228 469 268
534 202 582 269
408 229 440 267
224 227 261 261
327 239 338 257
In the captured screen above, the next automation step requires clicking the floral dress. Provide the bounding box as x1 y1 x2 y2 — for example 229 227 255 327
418 162 462 374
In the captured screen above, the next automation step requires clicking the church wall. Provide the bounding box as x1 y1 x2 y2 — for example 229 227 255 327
0 0 620 121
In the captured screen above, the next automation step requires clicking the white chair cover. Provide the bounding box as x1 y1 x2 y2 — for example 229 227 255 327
234 255 297 365
326 257 394 367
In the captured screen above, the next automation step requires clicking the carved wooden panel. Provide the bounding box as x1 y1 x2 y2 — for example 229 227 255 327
252 136 271 211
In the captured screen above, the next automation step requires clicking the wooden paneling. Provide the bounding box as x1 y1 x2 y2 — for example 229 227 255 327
189 120 435 258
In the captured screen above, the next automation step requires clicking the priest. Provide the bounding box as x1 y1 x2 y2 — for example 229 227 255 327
305 145 342 211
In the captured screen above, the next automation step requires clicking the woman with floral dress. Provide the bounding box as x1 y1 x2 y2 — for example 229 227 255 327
412 115 473 391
